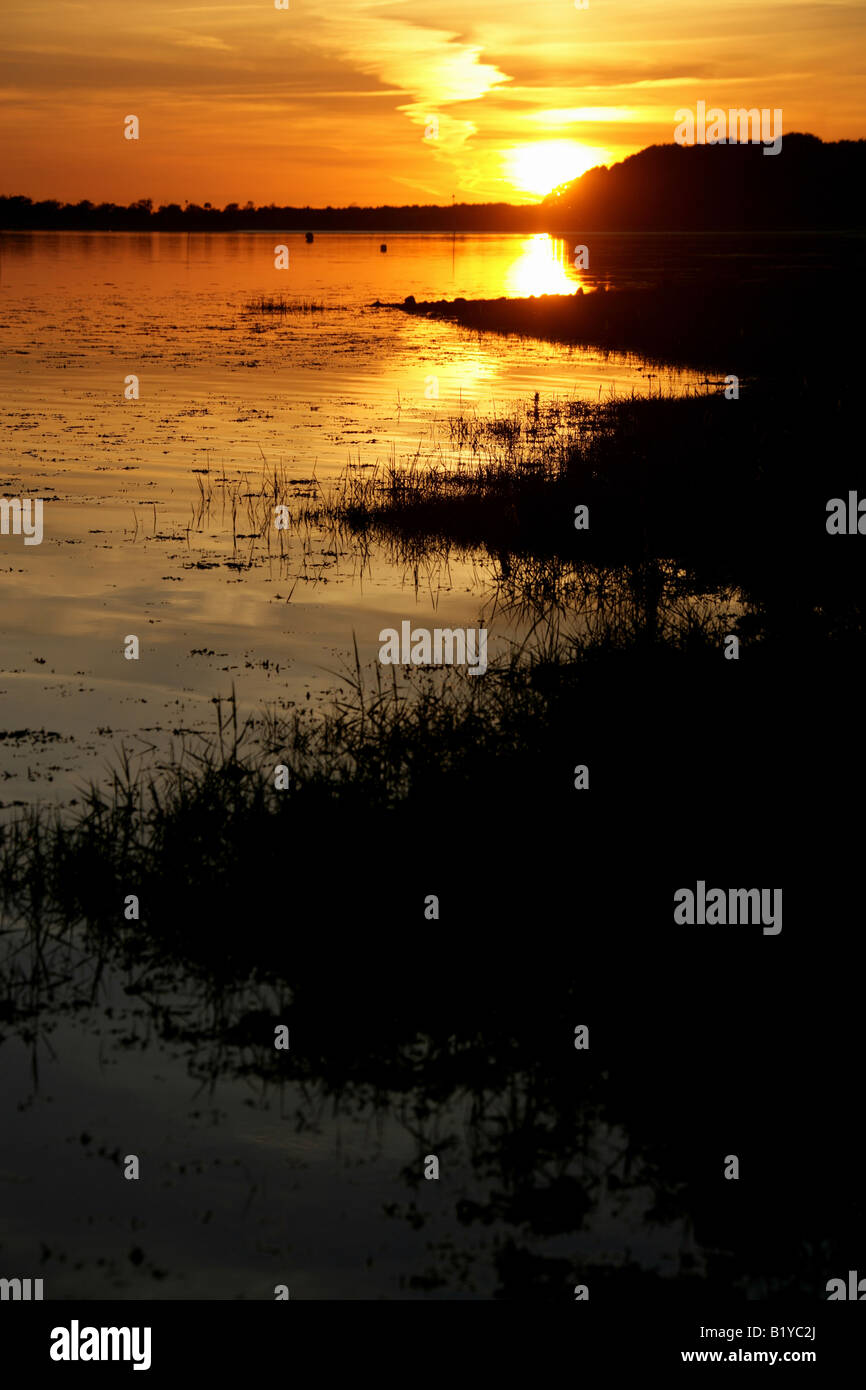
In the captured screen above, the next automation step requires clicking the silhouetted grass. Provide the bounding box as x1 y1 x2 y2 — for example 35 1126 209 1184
3 258 864 1301
245 295 326 314
2 379 862 1058
299 385 866 641
1 607 862 1301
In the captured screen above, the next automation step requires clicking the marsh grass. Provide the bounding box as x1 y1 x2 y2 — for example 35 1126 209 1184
9 381 862 948
0 548 860 1303
0 590 802 955
292 384 866 639
179 379 866 631
1 294 863 1299
244 295 327 314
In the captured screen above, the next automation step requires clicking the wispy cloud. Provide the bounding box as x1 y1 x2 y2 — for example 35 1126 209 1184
1 0 863 204
172 35 232 52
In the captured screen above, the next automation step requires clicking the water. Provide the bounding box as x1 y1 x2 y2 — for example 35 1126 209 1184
0 230 856 1302
0 916 697 1300
0 231 703 809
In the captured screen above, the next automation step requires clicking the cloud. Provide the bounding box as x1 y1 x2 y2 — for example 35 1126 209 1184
307 1 511 119
1 0 863 204
172 35 232 52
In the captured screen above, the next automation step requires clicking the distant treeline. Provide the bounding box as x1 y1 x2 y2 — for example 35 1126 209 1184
3 135 865 232
544 134 866 231
0 196 545 233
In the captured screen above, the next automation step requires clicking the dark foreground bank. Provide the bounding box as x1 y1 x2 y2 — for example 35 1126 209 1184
396 269 866 376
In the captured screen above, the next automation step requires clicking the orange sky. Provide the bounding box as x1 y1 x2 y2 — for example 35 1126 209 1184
3 0 865 205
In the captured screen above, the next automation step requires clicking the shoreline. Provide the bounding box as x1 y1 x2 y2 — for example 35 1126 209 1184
394 278 864 375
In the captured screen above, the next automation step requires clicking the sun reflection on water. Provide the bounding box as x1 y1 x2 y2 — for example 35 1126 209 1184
504 234 584 297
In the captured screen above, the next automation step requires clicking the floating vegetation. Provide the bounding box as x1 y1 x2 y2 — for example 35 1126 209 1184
244 295 327 314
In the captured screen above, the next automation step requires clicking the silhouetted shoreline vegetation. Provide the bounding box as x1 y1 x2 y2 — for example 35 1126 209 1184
3 366 862 899
2 368 862 934
0 195 542 234
399 273 866 376
1 493 861 1298
2 617 861 1298
302 387 865 639
3 135 864 232
3 177 865 1298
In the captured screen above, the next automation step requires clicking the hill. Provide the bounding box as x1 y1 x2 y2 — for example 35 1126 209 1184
544 135 866 231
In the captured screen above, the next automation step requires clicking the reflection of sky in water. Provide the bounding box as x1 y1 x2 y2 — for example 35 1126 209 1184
1 230 593 304
0 232 702 811
0 931 696 1299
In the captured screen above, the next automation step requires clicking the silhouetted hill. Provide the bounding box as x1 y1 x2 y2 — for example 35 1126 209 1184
544 135 866 231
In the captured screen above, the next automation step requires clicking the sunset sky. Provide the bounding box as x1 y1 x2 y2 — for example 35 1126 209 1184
3 0 865 206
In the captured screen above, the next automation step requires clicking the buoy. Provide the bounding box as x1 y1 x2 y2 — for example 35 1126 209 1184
380 243 387 253
305 232 314 243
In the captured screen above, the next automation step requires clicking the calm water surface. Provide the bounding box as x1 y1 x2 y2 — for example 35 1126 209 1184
0 231 834 1300
0 231 705 809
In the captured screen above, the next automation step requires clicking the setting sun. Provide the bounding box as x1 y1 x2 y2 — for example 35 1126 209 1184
504 141 612 199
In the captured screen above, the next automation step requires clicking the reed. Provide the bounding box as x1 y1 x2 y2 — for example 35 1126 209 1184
244 295 326 314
